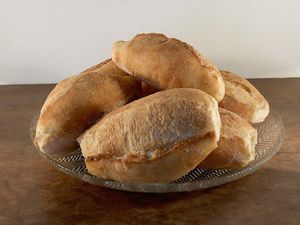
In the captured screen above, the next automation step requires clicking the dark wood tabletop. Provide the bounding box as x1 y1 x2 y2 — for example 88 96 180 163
0 78 299 225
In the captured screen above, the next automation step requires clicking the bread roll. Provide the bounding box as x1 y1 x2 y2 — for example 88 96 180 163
112 33 225 102
78 88 221 184
35 59 140 155
219 71 269 123
199 108 257 169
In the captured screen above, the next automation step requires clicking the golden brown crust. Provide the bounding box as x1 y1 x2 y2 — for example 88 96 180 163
199 108 257 169
219 71 269 123
80 58 112 73
35 59 141 155
112 33 225 102
78 88 221 183
81 58 133 78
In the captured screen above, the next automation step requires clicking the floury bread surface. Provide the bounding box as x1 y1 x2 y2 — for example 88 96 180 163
78 88 221 183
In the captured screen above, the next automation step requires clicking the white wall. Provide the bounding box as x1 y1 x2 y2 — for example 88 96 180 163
0 0 299 84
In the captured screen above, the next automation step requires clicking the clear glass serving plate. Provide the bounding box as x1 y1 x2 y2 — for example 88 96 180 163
30 109 284 193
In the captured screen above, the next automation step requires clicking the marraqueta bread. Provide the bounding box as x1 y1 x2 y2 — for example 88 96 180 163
199 108 257 169
219 71 269 123
35 59 140 155
78 88 221 183
112 33 225 102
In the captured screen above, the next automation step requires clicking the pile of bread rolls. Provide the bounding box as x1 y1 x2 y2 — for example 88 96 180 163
34 33 269 184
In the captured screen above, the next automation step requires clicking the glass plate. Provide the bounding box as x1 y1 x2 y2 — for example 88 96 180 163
30 109 284 193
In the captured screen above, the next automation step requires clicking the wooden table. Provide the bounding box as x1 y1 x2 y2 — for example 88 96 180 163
0 78 299 225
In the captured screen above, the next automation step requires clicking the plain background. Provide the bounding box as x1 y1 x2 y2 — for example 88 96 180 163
0 0 299 84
